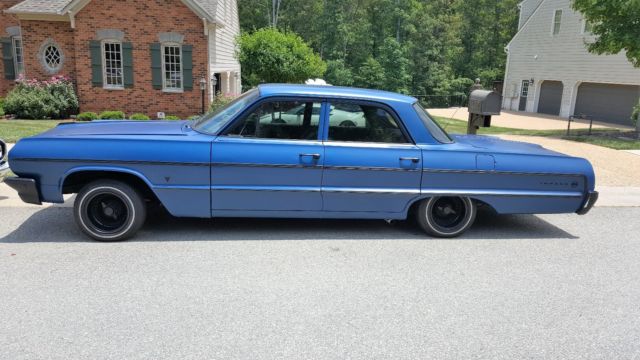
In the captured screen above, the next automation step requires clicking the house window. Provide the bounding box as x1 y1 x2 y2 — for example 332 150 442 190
583 19 593 34
521 80 530 97
43 44 62 72
12 37 24 76
102 41 124 89
162 44 182 91
552 9 562 35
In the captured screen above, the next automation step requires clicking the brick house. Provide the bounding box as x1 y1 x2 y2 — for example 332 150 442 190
0 0 241 118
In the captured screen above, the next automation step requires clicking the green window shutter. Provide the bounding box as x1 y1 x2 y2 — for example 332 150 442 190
150 43 162 90
122 42 134 88
1 37 16 80
182 44 193 91
89 40 103 87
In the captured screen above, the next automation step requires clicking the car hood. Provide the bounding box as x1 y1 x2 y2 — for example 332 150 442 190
451 134 567 157
38 120 191 137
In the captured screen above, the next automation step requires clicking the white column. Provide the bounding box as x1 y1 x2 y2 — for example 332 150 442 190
559 80 579 118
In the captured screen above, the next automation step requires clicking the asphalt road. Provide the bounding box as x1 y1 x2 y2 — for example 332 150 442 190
0 205 639 359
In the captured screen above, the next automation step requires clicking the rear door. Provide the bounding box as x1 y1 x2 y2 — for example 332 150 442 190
211 98 325 213
321 100 422 214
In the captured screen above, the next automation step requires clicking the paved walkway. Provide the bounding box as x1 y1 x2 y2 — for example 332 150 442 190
428 107 632 131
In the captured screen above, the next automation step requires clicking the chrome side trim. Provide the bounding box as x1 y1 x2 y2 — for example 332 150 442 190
324 165 420 172
212 162 321 169
13 158 210 167
421 188 583 198
212 185 321 193
323 187 421 195
423 168 585 178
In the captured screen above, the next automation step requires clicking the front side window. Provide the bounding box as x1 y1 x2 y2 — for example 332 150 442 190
327 102 409 144
102 41 123 88
226 100 321 141
552 9 562 35
12 36 24 76
162 44 182 91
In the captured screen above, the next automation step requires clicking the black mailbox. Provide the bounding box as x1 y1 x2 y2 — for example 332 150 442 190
467 90 502 134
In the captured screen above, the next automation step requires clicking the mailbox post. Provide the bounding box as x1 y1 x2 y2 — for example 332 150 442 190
467 89 502 135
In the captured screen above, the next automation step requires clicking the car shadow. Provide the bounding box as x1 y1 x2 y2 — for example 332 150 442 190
0 206 577 243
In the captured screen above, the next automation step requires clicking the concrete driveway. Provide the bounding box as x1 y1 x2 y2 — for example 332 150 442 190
428 108 632 131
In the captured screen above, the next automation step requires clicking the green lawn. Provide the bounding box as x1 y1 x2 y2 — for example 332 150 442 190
0 120 65 143
1 117 638 150
433 116 640 150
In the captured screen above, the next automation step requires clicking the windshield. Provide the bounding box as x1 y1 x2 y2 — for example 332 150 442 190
192 89 259 134
413 103 453 144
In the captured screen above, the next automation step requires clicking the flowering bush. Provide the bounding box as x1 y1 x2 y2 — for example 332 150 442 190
4 75 79 119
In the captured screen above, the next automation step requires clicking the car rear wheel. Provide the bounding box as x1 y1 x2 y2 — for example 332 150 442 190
416 196 476 238
74 180 146 241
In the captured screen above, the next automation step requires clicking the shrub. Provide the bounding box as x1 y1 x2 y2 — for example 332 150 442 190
210 93 237 113
3 75 78 119
165 115 181 120
99 111 125 120
77 112 98 121
130 113 150 120
0 97 4 117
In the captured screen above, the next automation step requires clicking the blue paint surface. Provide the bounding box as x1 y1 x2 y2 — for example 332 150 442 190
8 84 596 219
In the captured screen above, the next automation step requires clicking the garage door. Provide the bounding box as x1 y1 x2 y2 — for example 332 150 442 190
537 81 563 116
574 83 640 125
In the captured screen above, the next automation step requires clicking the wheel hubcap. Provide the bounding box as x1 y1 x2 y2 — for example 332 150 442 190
87 193 129 233
431 197 466 229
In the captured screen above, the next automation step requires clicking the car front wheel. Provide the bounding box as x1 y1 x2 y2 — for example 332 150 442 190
74 180 146 241
417 196 476 238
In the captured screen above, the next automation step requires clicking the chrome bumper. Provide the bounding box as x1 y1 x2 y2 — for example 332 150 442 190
4 177 42 205
577 191 598 215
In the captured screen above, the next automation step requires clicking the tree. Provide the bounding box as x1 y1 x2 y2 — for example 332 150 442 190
378 38 410 93
354 57 385 89
572 0 640 67
237 28 327 87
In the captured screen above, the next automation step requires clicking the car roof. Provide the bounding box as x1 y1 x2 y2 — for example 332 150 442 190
257 84 418 104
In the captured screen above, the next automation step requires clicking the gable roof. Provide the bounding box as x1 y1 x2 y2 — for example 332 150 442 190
6 0 219 23
506 0 547 49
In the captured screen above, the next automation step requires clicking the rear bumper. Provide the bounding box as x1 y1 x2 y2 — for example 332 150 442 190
576 191 598 215
4 177 42 205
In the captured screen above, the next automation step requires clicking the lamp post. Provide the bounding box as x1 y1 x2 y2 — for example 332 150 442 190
199 76 207 115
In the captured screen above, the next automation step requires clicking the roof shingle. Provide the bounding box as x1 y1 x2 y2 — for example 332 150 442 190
7 0 218 21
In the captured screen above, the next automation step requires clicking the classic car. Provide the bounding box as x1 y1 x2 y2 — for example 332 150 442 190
5 84 598 241
0 139 9 182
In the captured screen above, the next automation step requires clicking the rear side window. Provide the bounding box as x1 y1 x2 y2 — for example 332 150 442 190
327 102 409 144
413 103 453 144
225 100 321 141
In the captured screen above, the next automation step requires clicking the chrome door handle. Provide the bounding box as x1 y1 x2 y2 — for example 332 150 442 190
299 153 321 160
399 157 420 163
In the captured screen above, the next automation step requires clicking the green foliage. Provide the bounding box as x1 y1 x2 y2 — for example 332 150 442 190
165 115 181 120
238 28 327 87
210 93 237 113
325 59 353 86
573 0 640 67
4 76 79 119
238 0 519 96
77 112 98 121
98 111 125 120
129 113 151 120
632 102 640 129
354 57 385 89
0 97 4 117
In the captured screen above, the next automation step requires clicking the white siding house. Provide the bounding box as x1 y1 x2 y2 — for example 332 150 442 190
208 0 242 97
503 0 640 125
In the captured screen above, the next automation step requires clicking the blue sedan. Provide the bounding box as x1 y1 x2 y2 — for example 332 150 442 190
6 84 598 241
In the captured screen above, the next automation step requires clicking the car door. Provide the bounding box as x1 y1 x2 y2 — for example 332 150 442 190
321 100 423 214
211 98 325 213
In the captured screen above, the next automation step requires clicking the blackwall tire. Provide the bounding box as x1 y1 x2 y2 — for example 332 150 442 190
74 180 146 241
416 196 476 238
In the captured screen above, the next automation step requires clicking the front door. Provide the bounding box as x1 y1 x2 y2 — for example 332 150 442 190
519 80 529 111
211 99 324 213
321 100 422 214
